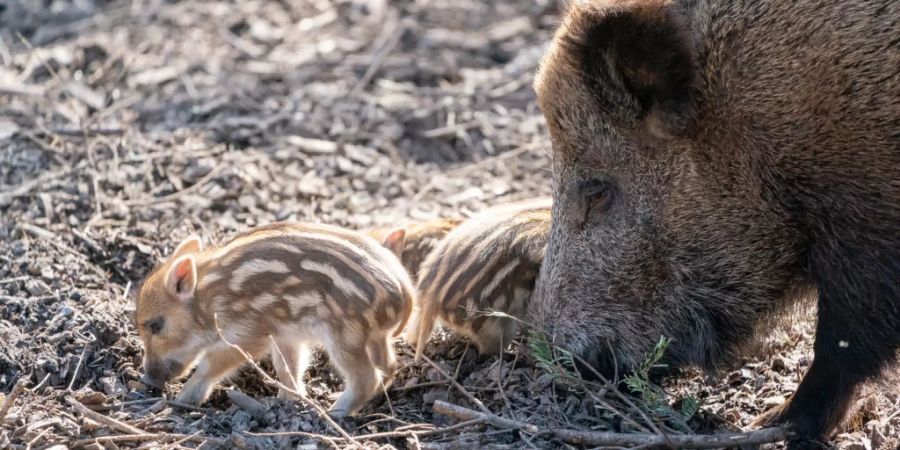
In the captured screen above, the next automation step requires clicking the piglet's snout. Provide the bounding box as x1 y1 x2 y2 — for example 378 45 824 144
141 358 184 388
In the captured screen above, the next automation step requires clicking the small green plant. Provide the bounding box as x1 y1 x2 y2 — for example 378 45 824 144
680 395 700 421
623 336 699 432
528 329 578 386
526 328 700 434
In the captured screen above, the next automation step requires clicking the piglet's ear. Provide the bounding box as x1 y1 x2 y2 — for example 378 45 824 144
169 236 202 261
166 255 197 302
381 228 406 258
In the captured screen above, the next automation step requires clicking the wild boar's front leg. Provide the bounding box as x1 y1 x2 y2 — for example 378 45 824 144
176 342 267 405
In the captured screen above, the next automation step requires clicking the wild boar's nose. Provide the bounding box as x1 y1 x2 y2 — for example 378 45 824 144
139 373 164 389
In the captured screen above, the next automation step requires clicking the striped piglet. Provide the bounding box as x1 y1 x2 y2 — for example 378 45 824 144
134 222 415 417
407 198 552 358
366 217 463 282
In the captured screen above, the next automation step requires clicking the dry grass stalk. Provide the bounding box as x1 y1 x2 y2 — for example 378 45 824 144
432 400 789 449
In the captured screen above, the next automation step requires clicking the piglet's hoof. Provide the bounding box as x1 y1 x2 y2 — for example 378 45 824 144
175 386 208 406
328 407 350 419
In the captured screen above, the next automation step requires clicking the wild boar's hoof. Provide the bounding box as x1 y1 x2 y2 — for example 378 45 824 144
139 373 164 390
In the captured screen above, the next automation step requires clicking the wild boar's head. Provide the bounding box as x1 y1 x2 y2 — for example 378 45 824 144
531 0 808 374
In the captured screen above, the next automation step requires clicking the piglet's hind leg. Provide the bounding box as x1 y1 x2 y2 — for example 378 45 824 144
272 339 311 400
366 333 397 382
326 344 379 418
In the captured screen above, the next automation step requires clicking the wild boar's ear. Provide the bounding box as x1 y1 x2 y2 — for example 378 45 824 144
169 236 203 261
567 1 695 136
381 228 407 258
166 255 197 302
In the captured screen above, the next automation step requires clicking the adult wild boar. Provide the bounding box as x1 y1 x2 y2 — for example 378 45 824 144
531 0 900 447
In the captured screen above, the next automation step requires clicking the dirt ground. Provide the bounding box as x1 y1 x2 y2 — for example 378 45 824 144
0 0 897 448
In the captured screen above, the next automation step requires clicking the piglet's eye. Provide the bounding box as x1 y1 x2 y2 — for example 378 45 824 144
145 317 165 335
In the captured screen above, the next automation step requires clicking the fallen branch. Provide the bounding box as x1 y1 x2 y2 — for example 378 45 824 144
246 418 483 442
433 400 538 434
433 400 789 449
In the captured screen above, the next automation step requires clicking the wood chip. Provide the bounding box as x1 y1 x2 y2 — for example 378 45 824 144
226 389 267 416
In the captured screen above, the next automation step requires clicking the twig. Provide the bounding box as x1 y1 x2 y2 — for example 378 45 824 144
0 168 75 201
226 389 266 416
70 433 216 448
0 276 29 285
246 418 484 442
554 426 790 448
433 400 789 449
32 373 51 392
418 352 491 416
123 163 227 207
72 229 106 256
66 396 147 434
50 127 124 137
390 380 446 392
18 223 57 241
165 399 216 414
67 345 89 391
0 378 28 423
160 431 201 450
66 397 227 446
433 400 539 434
570 344 671 439
492 355 515 421
349 17 407 96
421 120 482 138
15 32 63 85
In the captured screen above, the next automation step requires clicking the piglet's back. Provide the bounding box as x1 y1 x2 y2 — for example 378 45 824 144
410 198 551 357
196 222 415 336
366 218 463 282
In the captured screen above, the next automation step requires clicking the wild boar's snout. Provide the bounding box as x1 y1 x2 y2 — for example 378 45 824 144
532 218 616 372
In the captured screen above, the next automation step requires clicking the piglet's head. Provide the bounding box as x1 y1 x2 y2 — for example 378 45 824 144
135 236 208 388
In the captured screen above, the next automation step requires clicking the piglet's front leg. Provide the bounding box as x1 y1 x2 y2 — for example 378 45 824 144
175 345 260 405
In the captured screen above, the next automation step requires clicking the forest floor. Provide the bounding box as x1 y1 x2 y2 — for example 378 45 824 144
0 0 897 448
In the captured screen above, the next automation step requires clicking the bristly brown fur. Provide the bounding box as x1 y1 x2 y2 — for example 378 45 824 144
540 0 696 143
533 1 900 448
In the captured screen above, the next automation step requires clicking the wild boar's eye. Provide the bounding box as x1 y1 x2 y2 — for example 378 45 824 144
144 317 165 335
577 178 614 220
